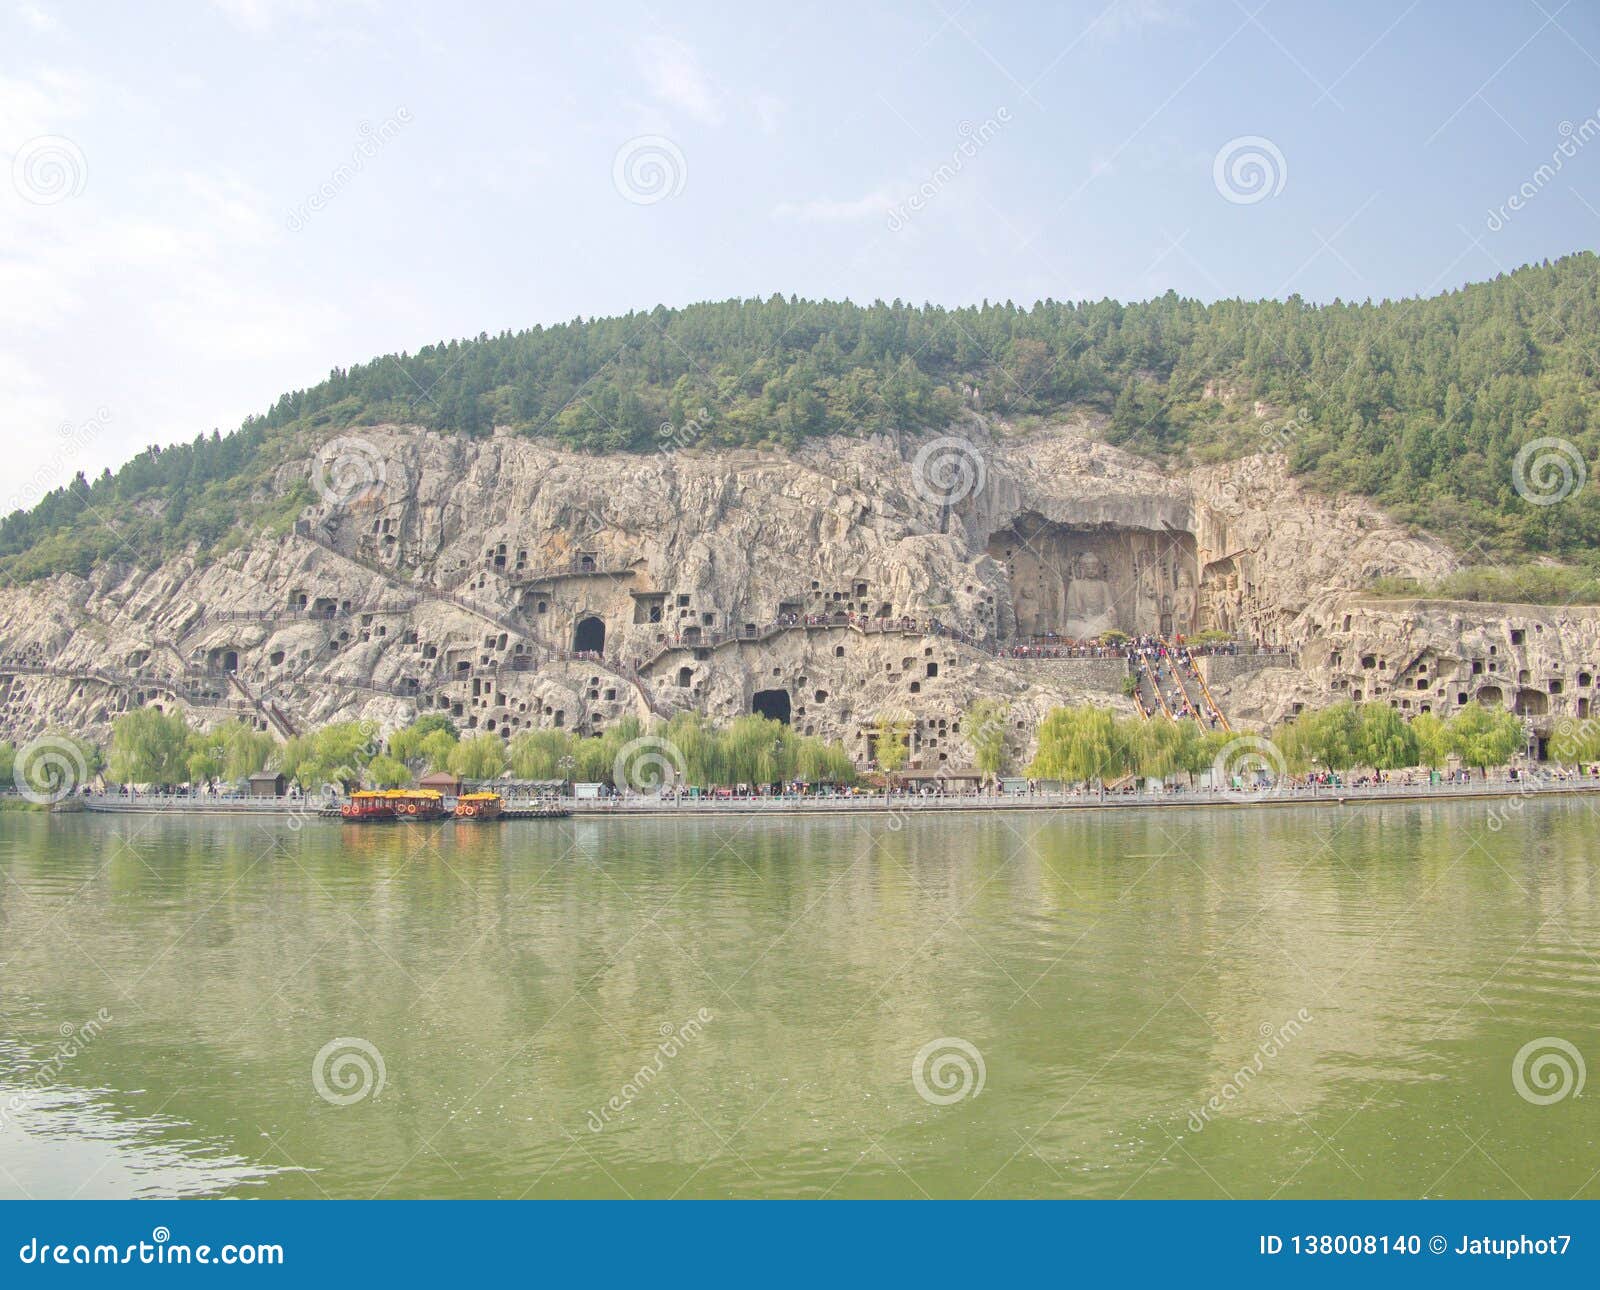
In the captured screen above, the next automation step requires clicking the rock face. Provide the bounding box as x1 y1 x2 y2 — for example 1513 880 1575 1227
0 419 1580 766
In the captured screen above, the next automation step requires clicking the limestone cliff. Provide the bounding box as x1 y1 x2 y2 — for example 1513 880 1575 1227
2 419 1578 768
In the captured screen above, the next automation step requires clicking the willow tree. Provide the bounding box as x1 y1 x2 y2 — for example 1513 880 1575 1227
277 721 378 790
873 713 911 774
1410 712 1451 770
1356 703 1419 770
366 754 412 788
795 735 857 785
1027 706 1136 785
448 732 508 780
1548 714 1600 764
507 729 575 779
1446 704 1523 775
965 698 1010 781
218 720 276 780
389 715 459 768
109 708 192 787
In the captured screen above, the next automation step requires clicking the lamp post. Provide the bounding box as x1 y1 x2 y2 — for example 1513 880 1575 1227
558 754 575 801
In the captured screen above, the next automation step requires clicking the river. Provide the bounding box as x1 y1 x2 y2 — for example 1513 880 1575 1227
0 801 1594 1198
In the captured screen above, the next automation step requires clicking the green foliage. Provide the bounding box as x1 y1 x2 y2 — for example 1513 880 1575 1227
181 719 276 784
408 728 458 773
1368 563 1600 604
1445 703 1524 772
1548 714 1600 762
873 713 911 774
1410 713 1451 769
389 714 458 766
1027 706 1141 783
448 732 508 781
278 721 378 790
506 729 575 779
641 711 856 787
106 712 274 788
1354 703 1418 770
10 255 1600 582
7 729 102 796
1274 700 1520 773
366 754 412 788
965 699 1010 778
1275 701 1364 771
109 708 193 786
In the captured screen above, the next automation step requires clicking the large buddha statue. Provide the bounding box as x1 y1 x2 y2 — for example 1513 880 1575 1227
1063 552 1119 639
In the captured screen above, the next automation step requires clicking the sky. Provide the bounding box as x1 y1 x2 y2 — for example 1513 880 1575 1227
3 0 1600 510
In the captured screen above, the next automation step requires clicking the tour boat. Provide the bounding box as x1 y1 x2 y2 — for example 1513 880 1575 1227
388 789 446 821
453 791 503 821
340 790 396 822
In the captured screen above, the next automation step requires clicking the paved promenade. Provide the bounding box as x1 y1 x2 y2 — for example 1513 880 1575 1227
53 777 1600 819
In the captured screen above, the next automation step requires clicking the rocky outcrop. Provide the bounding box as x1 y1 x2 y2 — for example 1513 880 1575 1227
0 418 1575 767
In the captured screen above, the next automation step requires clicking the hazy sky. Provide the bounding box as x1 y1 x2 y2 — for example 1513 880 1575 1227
4 0 1599 509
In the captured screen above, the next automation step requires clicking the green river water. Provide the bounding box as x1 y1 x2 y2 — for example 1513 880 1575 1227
0 801 1595 1199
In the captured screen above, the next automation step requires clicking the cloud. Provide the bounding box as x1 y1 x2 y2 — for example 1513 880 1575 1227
1094 0 1190 41
0 67 89 139
208 0 374 39
773 188 895 222
634 34 722 126
15 4 58 33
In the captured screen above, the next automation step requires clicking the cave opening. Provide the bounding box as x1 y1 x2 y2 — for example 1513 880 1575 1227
573 616 606 654
752 688 791 724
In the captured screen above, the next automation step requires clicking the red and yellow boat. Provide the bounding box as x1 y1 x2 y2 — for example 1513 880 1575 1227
341 788 446 822
453 791 503 821
389 788 445 820
340 790 395 822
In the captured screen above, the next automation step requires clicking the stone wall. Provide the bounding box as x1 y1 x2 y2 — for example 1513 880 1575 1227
0 418 1556 761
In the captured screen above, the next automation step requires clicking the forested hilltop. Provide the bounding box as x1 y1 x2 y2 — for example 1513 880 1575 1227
5 252 1599 584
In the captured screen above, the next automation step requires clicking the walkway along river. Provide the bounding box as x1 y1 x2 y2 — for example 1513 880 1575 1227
62 776 1600 817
